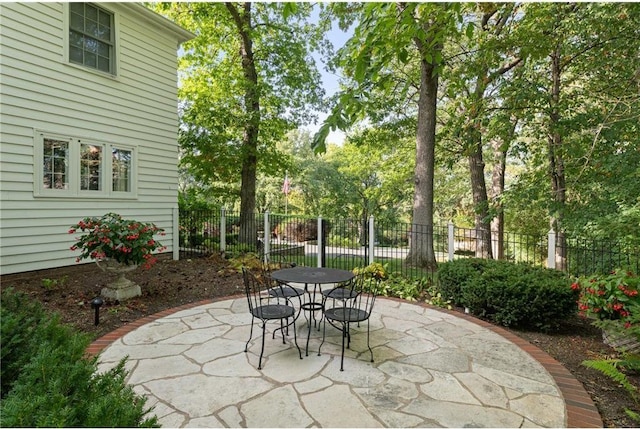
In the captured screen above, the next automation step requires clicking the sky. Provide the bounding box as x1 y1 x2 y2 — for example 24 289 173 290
302 12 353 146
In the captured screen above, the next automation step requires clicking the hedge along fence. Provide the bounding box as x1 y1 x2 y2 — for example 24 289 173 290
0 288 158 428
438 258 578 332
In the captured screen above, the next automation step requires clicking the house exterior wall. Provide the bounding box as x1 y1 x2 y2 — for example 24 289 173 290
0 2 192 275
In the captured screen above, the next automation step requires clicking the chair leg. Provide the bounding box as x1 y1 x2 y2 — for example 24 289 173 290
367 321 373 363
319 315 327 356
245 317 255 353
340 322 346 371
292 316 302 360
280 319 286 344
258 323 267 370
305 311 313 357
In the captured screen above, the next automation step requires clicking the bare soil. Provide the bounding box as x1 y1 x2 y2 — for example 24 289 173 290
2 255 638 427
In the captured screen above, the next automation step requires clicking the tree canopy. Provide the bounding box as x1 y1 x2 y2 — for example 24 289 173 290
157 2 639 255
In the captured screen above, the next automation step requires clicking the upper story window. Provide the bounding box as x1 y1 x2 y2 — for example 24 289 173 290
35 132 136 198
69 3 114 74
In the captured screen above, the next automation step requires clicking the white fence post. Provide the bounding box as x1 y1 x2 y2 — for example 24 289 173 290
547 228 556 269
220 207 226 253
172 207 179 260
369 215 375 265
317 216 323 267
448 221 455 262
263 211 270 262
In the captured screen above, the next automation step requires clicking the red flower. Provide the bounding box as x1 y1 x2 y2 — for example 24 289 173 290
70 213 165 269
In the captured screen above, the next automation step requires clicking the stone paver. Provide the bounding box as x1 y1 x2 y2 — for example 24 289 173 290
92 297 602 428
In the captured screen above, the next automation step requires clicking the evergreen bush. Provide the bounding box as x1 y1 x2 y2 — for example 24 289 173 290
437 258 489 306
438 259 576 331
1 288 52 397
0 289 158 427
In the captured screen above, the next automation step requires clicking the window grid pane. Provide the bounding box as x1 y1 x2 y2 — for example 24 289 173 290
43 139 69 190
68 2 113 73
112 148 131 192
81 144 102 191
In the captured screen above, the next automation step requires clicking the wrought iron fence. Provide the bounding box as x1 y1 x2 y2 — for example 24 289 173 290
562 237 640 276
179 209 640 279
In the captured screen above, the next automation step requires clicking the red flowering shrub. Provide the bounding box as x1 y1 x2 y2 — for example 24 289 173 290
69 213 166 269
573 270 640 332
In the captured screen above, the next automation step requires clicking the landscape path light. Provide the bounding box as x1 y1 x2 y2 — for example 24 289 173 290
91 297 104 326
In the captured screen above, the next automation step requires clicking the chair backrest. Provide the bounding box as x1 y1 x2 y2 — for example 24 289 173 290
353 272 381 316
326 272 381 318
243 267 270 314
243 267 291 314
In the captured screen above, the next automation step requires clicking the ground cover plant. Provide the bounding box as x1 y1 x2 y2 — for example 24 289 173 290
1 255 638 427
0 288 158 428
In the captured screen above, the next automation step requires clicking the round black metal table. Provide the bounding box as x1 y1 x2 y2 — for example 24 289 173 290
271 267 355 355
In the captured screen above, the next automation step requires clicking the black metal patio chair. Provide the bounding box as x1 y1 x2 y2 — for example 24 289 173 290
319 272 381 371
320 274 360 326
260 252 304 339
242 268 302 369
320 254 365 311
262 252 304 301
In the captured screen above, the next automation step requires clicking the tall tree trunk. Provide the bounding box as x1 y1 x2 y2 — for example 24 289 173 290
406 21 439 269
468 136 493 259
227 2 260 247
548 45 567 270
464 6 520 260
465 68 493 260
490 137 507 260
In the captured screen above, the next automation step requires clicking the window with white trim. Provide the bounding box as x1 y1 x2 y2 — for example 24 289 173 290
35 132 136 198
112 146 132 193
69 3 115 74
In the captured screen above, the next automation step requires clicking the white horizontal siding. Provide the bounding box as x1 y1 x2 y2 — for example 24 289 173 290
0 53 178 122
1 209 176 274
1 77 177 136
0 2 187 275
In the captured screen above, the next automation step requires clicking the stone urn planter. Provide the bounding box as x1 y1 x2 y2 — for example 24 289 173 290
97 259 141 301
69 213 167 301
603 328 640 353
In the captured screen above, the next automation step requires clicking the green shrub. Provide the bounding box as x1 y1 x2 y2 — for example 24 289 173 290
0 289 158 427
1 288 52 397
438 259 576 331
437 258 490 306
